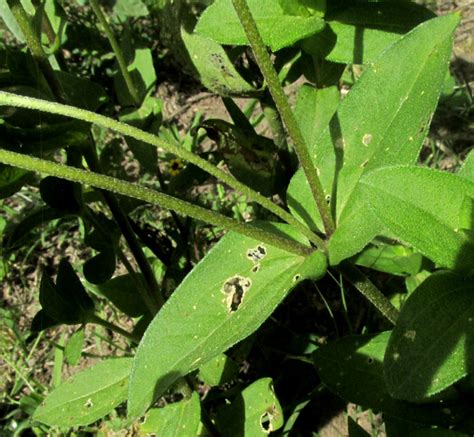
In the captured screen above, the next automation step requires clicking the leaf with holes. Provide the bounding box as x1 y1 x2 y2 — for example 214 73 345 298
384 272 474 402
128 226 327 418
287 14 459 265
139 392 201 436
360 166 474 272
216 378 284 436
33 358 132 427
195 0 325 51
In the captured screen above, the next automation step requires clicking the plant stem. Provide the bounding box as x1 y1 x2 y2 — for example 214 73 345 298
231 0 335 237
0 91 324 249
7 0 66 102
0 148 313 256
339 263 399 325
89 0 140 106
4 3 163 312
88 314 140 344
81 143 163 313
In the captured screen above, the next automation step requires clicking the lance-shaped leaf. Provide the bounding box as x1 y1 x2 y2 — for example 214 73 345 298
302 2 435 64
384 272 474 402
34 358 132 427
360 166 474 272
128 228 327 418
195 0 325 51
139 392 201 436
287 14 459 265
181 28 257 97
313 332 467 425
458 150 474 182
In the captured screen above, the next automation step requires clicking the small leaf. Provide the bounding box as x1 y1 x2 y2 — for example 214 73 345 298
83 249 116 285
313 332 464 425
352 239 424 277
128 227 327 418
0 164 33 198
197 353 239 387
40 260 95 324
195 0 325 51
97 274 149 318
139 392 201 436
64 329 85 366
181 27 257 97
216 378 284 436
33 358 132 428
360 166 474 272
384 272 474 402
0 0 25 41
458 150 474 182
302 3 435 64
40 176 82 213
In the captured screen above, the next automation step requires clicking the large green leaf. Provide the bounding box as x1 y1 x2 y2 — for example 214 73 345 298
216 377 284 436
360 166 474 272
384 272 474 402
139 392 201 436
34 358 132 427
313 332 467 425
302 2 435 64
287 14 459 265
195 0 325 51
181 27 257 97
128 227 327 418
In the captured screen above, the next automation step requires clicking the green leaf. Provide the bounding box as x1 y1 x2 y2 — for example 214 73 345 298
458 150 474 182
64 329 85 366
128 227 327 418
0 164 32 198
352 239 424 277
384 272 474 402
195 0 325 51
40 176 82 213
197 353 239 386
97 274 149 318
360 166 474 272
139 392 201 436
0 0 25 41
279 0 326 17
113 0 149 20
216 377 284 436
288 14 459 264
302 2 435 64
181 27 257 97
313 332 463 425
33 358 132 428
40 260 95 324
56 72 107 111
83 249 116 285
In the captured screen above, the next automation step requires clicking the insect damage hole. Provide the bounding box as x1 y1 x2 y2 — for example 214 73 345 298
260 404 278 434
247 244 267 264
221 275 252 313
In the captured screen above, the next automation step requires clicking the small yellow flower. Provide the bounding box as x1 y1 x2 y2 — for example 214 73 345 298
169 158 184 176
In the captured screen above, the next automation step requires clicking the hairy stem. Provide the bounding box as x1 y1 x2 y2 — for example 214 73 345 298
0 148 312 256
339 263 399 325
0 91 324 249
231 0 335 237
89 0 140 106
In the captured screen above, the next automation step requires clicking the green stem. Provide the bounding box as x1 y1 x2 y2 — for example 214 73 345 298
7 0 67 102
81 143 163 312
0 148 312 256
339 263 399 325
231 0 335 237
0 91 324 249
88 314 140 344
89 0 140 106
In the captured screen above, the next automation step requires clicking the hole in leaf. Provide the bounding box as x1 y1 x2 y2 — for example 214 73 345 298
252 264 260 273
84 398 94 409
260 404 278 434
247 245 267 263
221 276 252 312
367 357 374 365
